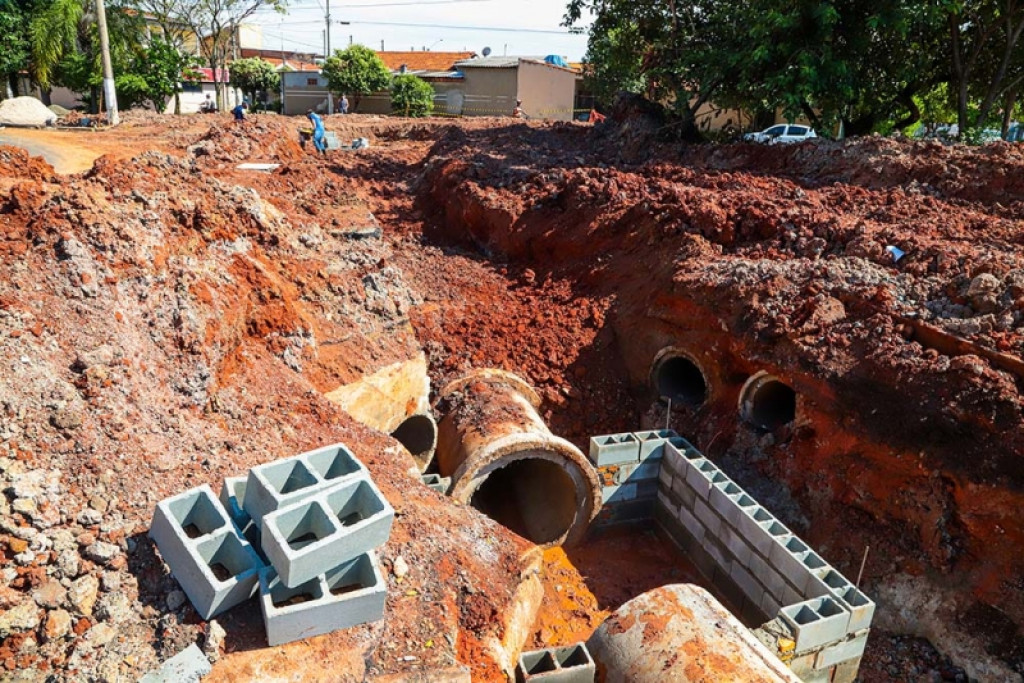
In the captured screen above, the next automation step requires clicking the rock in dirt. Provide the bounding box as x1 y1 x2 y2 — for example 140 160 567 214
0 599 41 637
203 620 226 662
0 96 57 127
138 644 212 683
42 609 72 642
68 574 100 615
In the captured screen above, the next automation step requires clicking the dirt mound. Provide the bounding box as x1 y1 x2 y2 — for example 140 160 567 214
0 96 57 127
0 145 55 182
187 117 306 165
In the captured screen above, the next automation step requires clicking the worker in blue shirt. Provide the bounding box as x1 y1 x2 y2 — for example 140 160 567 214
307 109 326 155
232 101 248 121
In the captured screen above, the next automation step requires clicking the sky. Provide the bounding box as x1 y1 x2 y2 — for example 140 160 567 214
249 0 592 62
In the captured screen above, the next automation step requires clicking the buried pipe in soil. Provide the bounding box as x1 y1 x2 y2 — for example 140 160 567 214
434 369 600 547
650 348 709 408
739 371 796 432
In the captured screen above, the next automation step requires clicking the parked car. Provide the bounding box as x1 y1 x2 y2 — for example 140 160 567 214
744 124 817 144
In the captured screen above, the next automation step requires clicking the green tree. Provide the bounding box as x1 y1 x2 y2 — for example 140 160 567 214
228 56 279 106
136 38 203 113
390 73 432 117
29 0 82 91
0 0 30 98
322 44 391 112
184 0 286 111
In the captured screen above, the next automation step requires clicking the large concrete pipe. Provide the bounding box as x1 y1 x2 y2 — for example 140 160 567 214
587 584 800 683
435 369 601 547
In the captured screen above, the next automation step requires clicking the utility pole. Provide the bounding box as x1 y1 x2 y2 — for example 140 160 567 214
95 0 119 125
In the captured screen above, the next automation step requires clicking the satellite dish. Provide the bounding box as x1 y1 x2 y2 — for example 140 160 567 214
482 46 492 57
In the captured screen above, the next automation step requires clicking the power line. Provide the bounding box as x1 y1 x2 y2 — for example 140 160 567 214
348 20 574 34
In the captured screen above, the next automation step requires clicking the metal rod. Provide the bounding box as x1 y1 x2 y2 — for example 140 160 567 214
855 546 870 589
664 397 672 431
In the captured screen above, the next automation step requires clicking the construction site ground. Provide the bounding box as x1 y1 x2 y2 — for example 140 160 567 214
1 110 1022 682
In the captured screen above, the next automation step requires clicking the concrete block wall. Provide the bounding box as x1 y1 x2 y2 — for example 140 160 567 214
589 430 680 527
150 442 392 647
654 439 875 683
516 643 595 683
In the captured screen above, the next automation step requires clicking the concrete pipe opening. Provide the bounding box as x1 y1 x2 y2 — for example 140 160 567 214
469 454 578 546
391 413 437 465
435 369 601 547
739 372 796 431
651 351 708 408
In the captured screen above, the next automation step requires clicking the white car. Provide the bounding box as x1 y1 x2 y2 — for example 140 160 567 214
744 124 817 144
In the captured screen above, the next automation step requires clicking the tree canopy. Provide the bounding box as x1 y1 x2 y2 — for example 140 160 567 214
322 45 391 112
390 73 433 117
566 0 1024 139
229 56 280 106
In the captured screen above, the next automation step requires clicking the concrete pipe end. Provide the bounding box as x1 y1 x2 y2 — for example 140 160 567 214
738 371 797 432
450 433 601 548
649 347 710 408
391 413 438 472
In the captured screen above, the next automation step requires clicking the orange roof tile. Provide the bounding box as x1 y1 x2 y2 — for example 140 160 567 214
376 51 476 73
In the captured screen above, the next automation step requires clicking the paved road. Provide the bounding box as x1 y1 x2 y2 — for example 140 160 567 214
0 128 99 173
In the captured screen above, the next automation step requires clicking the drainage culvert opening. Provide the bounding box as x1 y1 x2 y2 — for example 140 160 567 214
654 355 708 407
469 457 577 546
391 414 437 458
741 374 796 431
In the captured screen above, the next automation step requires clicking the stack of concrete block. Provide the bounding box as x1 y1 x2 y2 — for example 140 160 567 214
588 429 683 526
150 443 394 647
653 439 874 683
516 643 595 682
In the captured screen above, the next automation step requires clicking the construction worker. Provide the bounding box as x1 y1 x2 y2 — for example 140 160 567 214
307 109 326 154
512 99 525 118
340 94 349 115
231 101 248 121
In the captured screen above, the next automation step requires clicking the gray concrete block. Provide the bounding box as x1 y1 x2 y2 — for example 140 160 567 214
657 462 674 491
635 479 659 500
730 560 763 605
705 533 730 571
633 429 677 461
814 632 869 670
262 476 394 588
259 551 387 647
759 565 793 603
243 444 367 529
736 505 777 556
779 596 851 653
595 499 654 526
760 589 782 622
656 490 679 518
220 477 260 553
723 492 758 534
711 564 745 612
516 642 595 683
670 475 697 510
149 485 263 619
601 482 638 504
794 551 831 597
708 479 744 519
655 502 706 560
676 501 706 545
683 458 718 498
588 433 640 467
834 586 875 633
768 534 812 588
666 435 698 453
138 644 211 683
719 523 752 568
755 518 792 559
420 474 451 494
692 497 721 538
661 441 687 478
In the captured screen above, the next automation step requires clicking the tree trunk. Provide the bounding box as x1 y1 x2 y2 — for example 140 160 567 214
174 91 181 115
892 88 922 131
1002 87 1018 139
4 77 12 100
40 88 52 106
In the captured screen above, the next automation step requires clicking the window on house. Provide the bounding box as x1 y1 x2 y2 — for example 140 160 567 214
307 78 318 86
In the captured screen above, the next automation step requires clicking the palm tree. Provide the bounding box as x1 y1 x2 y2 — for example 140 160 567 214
29 0 83 92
